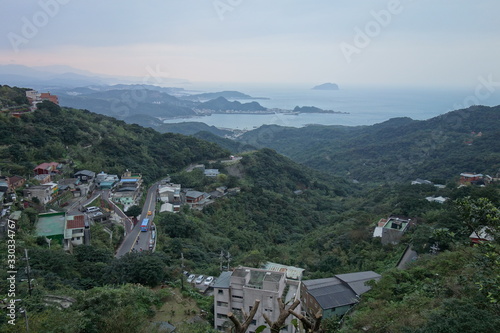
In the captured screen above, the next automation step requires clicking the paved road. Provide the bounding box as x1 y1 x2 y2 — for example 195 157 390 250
101 190 134 233
66 191 101 216
115 182 159 257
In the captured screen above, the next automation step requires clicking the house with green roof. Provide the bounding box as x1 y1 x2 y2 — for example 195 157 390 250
36 212 88 251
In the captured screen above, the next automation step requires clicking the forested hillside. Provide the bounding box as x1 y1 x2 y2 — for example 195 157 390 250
1 85 499 332
0 84 29 108
0 99 229 182
237 106 500 182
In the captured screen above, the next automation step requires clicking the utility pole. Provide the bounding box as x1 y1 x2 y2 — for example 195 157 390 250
226 251 231 271
19 307 29 333
180 252 185 290
24 249 32 296
220 250 224 272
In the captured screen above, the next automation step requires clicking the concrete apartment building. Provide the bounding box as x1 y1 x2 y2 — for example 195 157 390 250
213 266 301 333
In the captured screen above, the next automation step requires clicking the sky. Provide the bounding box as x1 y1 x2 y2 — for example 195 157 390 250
0 0 499 88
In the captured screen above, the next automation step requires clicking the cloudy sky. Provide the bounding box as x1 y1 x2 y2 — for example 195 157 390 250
1 0 499 87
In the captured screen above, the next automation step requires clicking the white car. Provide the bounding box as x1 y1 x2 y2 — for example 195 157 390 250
195 275 205 284
187 274 196 283
204 276 214 286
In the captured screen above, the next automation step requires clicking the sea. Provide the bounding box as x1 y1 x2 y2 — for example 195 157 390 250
163 83 500 130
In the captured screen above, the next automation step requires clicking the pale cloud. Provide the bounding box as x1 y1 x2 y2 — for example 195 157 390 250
1 0 499 87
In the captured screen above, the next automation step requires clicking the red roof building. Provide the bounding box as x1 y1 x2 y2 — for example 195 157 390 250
34 162 59 175
40 92 59 105
66 215 85 229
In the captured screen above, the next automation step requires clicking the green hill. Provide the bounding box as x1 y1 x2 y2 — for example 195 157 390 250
238 106 500 182
1 85 499 333
0 84 30 108
0 99 229 182
156 122 232 136
193 131 256 153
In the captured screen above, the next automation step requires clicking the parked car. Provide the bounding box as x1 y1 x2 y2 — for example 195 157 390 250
204 276 214 285
195 275 205 284
147 210 152 215
86 206 99 213
187 274 196 283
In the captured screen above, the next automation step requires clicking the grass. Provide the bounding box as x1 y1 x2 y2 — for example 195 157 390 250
152 287 206 326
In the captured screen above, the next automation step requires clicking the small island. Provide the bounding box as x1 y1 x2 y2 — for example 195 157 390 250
312 83 339 90
293 106 348 114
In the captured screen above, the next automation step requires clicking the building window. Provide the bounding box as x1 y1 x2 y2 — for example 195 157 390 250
251 319 257 325
217 314 228 319
218 290 224 295
264 308 273 312
217 301 228 307
232 295 243 299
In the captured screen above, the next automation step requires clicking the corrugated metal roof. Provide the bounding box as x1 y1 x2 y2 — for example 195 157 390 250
306 278 358 309
335 271 381 295
264 262 305 280
213 271 232 289
66 215 85 229
186 190 204 198
74 170 95 177
303 271 381 309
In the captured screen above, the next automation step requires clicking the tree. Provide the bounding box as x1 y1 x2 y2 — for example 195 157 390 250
126 205 142 218
103 252 169 287
412 299 500 333
456 196 500 239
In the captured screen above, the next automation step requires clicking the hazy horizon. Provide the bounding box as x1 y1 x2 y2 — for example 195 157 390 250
1 1 499 89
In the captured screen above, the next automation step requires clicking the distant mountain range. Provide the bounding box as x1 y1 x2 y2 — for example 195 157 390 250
1 65 350 122
181 90 269 101
0 64 189 89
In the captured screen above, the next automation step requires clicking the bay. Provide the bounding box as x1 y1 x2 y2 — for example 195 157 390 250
164 84 500 129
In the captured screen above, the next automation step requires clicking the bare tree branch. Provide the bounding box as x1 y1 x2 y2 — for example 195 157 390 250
267 297 301 333
228 299 261 333
289 309 324 333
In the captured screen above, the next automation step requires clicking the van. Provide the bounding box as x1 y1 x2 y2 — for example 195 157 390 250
86 206 100 213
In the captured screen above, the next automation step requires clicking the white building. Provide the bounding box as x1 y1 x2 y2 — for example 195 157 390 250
213 266 301 332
